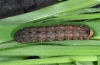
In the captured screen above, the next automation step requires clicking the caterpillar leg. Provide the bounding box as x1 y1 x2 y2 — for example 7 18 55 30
78 37 84 40
72 37 78 40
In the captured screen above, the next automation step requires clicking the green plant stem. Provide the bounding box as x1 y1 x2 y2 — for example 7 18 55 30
0 0 99 24
0 45 100 56
0 41 32 50
58 63 73 65
0 40 100 53
0 56 97 65
38 40 100 46
54 8 100 16
1 40 100 51
46 13 100 21
0 57 24 62
98 56 100 65
77 62 94 65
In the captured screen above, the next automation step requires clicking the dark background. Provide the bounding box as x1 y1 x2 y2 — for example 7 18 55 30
0 0 59 19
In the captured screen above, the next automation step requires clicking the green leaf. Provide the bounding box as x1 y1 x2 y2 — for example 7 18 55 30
0 21 100 43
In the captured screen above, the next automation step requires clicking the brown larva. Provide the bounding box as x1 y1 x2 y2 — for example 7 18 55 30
14 25 93 43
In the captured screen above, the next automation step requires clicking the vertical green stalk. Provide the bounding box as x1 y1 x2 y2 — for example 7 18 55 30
58 63 73 65
98 56 100 65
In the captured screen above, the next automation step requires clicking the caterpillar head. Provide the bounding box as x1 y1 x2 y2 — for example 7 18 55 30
89 29 94 39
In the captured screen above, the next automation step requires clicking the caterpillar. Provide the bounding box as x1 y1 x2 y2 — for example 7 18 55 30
14 25 93 43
